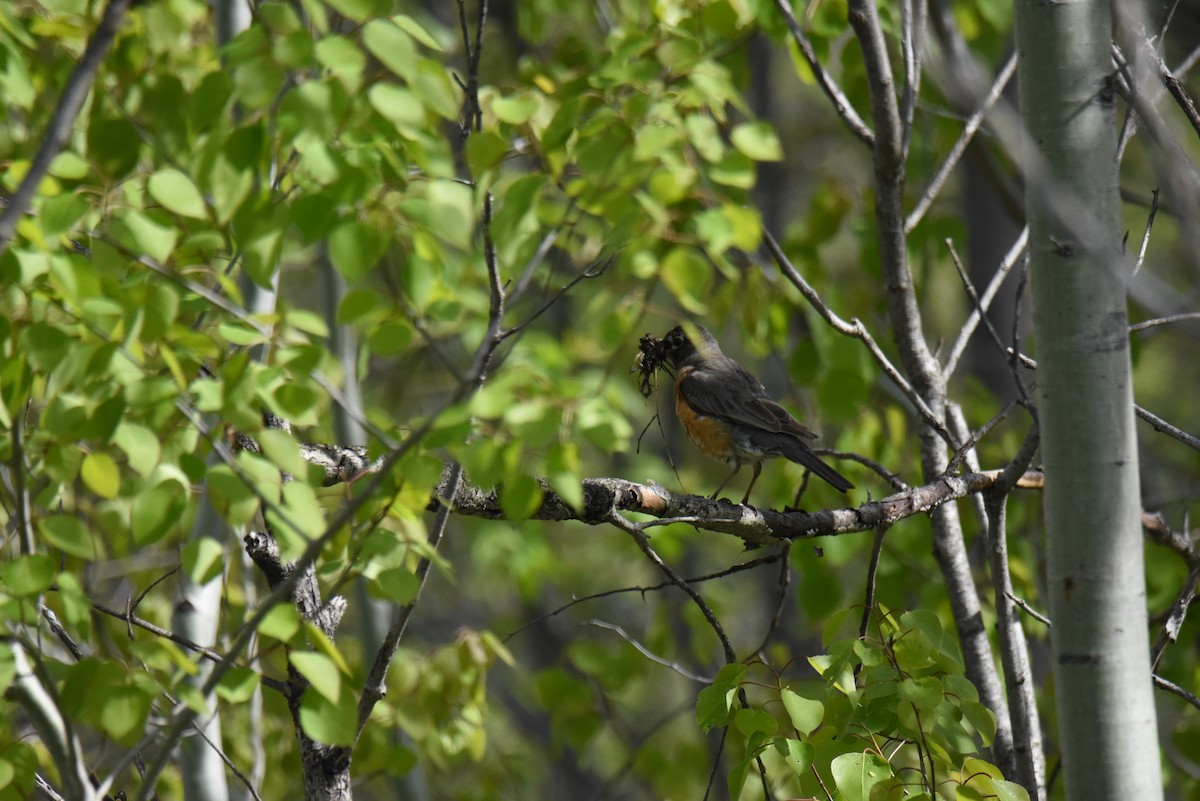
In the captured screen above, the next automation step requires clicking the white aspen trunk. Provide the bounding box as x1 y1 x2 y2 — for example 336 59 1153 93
1014 1 1164 798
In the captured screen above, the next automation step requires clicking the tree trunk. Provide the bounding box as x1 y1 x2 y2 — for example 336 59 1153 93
1015 2 1164 798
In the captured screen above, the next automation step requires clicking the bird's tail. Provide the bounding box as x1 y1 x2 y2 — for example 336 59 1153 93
785 443 854 493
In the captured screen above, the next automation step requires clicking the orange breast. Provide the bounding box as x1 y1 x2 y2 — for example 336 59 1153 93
675 375 734 463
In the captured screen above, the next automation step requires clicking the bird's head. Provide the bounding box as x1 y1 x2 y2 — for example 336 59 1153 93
661 324 721 370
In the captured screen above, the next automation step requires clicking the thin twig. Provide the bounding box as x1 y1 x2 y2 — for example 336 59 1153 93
752 544 792 656
983 422 1044 792
771 0 874 148
1130 312 1200 333
818 450 908 491
1005 591 1051 627
945 238 1016 373
499 256 614 341
943 226 1027 379
906 52 1017 233
1155 674 1200 711
859 526 889 642
355 465 462 737
606 512 736 663
1132 188 1159 278
587 620 711 683
504 553 784 641
1135 404 1200 452
763 230 959 450
1150 559 1200 670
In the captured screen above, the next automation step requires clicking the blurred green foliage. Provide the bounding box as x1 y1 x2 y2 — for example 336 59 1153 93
0 0 1196 798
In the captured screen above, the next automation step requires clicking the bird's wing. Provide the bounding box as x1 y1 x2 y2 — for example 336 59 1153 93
679 361 818 441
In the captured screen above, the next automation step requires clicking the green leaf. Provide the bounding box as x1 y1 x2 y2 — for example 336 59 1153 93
206 460 260 527
40 192 90 237
80 452 120 499
290 651 341 703
113 422 162 476
734 707 778 737
362 20 415 80
21 322 71 372
897 676 943 711
500 473 543 522
0 555 54 597
299 686 356 745
325 0 379 22
147 168 208 219
830 752 892 801
369 84 425 132
366 321 413 356
411 58 459 119
392 14 442 50
328 220 385 282
780 688 824 735
986 778 1031 801
314 35 365 88
466 131 510 175
710 149 755 188
337 288 378 324
696 682 736 732
659 246 711 314
773 737 814 776
302 621 353 675
122 209 178 263
39 515 96 559
962 700 997 746
375 567 420 604
730 121 783 161
216 667 260 703
493 95 539 125
544 441 583 511
727 756 750 801
100 685 153 743
182 536 225 585
258 604 301 642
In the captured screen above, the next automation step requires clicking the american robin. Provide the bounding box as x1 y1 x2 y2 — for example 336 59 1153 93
660 324 853 504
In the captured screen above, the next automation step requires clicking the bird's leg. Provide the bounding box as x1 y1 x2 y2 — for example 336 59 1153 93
739 462 763 505
710 464 741 501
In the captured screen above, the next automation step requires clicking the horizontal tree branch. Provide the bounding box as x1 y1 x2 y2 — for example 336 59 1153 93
425 466 1045 545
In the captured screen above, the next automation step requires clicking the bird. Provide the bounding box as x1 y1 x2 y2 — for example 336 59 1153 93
658 324 853 504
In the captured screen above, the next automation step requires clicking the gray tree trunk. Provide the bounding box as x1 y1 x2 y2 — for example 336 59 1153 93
1015 2 1164 798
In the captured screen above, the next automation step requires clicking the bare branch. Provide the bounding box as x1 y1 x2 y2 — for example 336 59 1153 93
1142 511 1199 565
763 230 958 450
606 512 737 663
356 465 462 738
1151 559 1200 669
906 52 1017 233
435 467 1044 543
587 620 712 683
1130 312 1200 333
1009 351 1200 453
1006 591 1052 627
771 0 874 148
983 423 1044 793
859 527 889 643
751 544 792 656
7 642 96 801
943 227 1027 380
1155 674 1200 711
1131 188 1160 278
504 553 784 641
